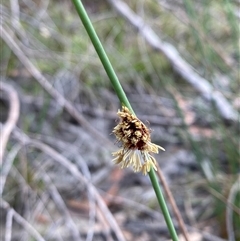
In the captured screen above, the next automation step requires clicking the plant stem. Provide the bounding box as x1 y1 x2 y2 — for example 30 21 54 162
149 167 179 241
71 0 134 114
71 0 179 240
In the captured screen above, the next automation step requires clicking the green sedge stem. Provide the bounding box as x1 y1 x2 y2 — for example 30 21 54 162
71 0 134 114
71 1 179 240
149 167 179 241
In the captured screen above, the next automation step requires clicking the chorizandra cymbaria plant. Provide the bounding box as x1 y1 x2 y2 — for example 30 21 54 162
112 106 165 175
71 0 179 240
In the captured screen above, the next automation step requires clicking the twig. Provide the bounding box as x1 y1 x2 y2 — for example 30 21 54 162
95 208 113 241
0 25 113 148
0 199 46 241
10 0 20 28
0 143 22 195
5 208 14 241
226 176 240 241
0 82 20 165
156 164 190 241
12 128 126 241
107 0 238 122
76 159 96 241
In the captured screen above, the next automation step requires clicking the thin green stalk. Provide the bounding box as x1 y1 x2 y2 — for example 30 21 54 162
149 167 179 240
71 0 179 240
71 0 133 114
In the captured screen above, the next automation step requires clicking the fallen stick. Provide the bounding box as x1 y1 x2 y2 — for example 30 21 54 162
0 82 20 165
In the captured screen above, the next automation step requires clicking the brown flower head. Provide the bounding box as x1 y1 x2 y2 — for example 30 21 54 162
112 106 165 175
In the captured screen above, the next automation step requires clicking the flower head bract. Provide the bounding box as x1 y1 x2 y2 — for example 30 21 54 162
112 106 165 175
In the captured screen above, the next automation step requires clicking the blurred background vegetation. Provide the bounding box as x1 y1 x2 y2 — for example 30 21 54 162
1 0 239 240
